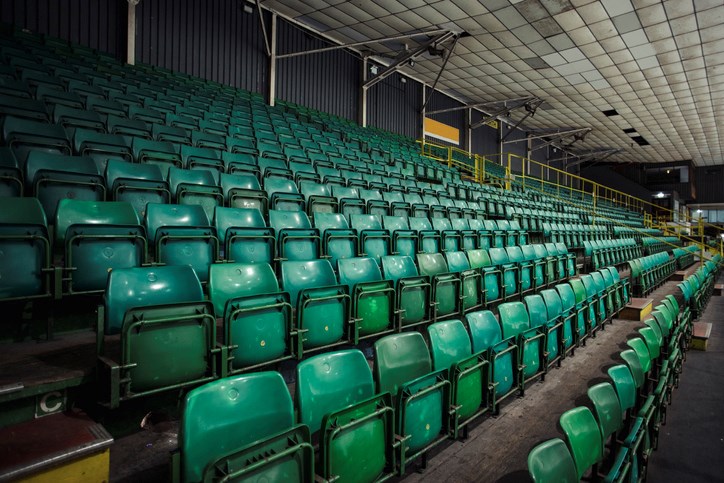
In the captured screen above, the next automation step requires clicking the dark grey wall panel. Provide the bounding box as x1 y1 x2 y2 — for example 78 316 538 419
1 0 124 56
276 19 359 121
470 110 499 157
694 165 724 203
503 125 527 170
581 166 653 201
368 71 422 139
135 0 267 93
425 87 466 148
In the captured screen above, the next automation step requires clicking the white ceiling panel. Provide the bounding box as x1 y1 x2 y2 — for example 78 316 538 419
267 0 724 165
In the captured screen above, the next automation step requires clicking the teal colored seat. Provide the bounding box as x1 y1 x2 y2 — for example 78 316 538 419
554 283 578 353
208 263 293 371
382 215 417 258
489 247 519 300
541 289 567 366
468 248 503 306
299 181 337 214
0 197 51 300
314 212 357 267
0 148 22 197
269 209 320 262
25 152 105 220
527 438 578 483
132 138 182 176
145 204 217 283
560 407 603 479
350 214 390 264
522 244 545 289
445 250 483 312
176 372 313 483
105 160 169 218
556 242 576 277
264 177 305 212
337 257 394 339
380 255 431 328
54 105 104 132
499 301 545 389
55 200 146 294
297 350 394 482
2 116 70 162
214 206 273 264
506 245 533 295
581 274 604 329
591 271 612 322
428 319 490 438
180 145 224 174
101 265 216 407
74 129 133 171
569 279 592 340
374 333 449 469
167 167 223 221
466 310 518 411
431 217 461 252
220 172 267 213
417 252 461 320
280 259 349 355
409 216 440 254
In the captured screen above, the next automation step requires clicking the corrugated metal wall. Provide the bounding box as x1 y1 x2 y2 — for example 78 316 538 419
470 110 499 156
694 165 724 203
504 125 527 173
135 0 268 94
1 0 124 56
367 70 422 139
425 87 466 148
276 19 360 121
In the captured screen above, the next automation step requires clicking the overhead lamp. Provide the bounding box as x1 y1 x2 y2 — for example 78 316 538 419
696 209 702 213
370 65 378 75
656 192 665 198
666 169 670 174
408 59 415 67
400 77 407 84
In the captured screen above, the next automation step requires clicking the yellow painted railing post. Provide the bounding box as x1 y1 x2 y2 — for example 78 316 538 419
448 146 452 168
506 153 512 191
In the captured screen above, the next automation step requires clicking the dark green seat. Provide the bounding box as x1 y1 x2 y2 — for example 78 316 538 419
374 332 449 471
382 215 417 258
208 263 293 371
499 301 545 390
299 181 337 215
337 257 394 340
264 177 305 212
506 245 533 296
280 259 349 355
175 372 313 483
521 244 546 289
220 172 267 213
55 200 146 294
297 350 394 482
466 310 518 411
100 265 216 407
269 209 320 262
0 148 22 196
54 105 105 132
380 255 431 328
428 319 490 438
167 167 223 221
445 250 483 312
409 216 440 254
132 138 182 176
554 283 578 354
569 278 592 341
145 203 217 283
468 248 503 306
74 129 133 171
417 252 461 320
489 247 519 300
214 206 274 264
559 406 603 479
180 145 223 174
25 152 105 219
527 438 578 483
350 214 391 265
105 160 170 218
314 212 357 268
3 116 70 162
0 197 52 300
540 289 566 366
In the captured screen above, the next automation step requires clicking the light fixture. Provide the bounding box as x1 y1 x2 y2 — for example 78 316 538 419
243 3 253 14
370 65 378 75
656 192 665 198
696 209 702 213
400 77 407 84
666 169 670 174
408 59 415 67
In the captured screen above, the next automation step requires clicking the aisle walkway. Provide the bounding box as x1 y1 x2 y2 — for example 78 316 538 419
647 274 724 483
403 276 685 483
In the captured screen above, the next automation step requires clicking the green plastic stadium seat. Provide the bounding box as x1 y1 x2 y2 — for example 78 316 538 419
499 301 545 389
269 210 320 262
417 252 461 320
380 255 431 328
208 263 293 371
297 350 394 481
74 129 133 171
383 215 417 259
25 152 105 219
3 116 70 162
55 200 146 294
167 167 223 220
527 438 578 483
428 319 490 438
374 332 449 470
100 265 216 407
351 214 390 264
465 310 519 411
337 257 394 339
559 407 603 479
280 259 349 355
0 197 52 300
144 204 217 283
175 372 313 483
214 207 274 264
132 138 182 176
445 251 483 312
105 160 170 218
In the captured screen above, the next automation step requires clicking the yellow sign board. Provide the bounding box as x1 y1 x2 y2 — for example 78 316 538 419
424 117 460 145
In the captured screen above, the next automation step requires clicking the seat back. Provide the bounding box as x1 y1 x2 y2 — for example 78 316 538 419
465 310 502 353
607 364 636 413
180 372 296 482
337 257 383 287
445 251 471 273
280 259 338 306
416 252 449 276
296 349 374 437
498 301 530 339
527 438 578 483
145 203 209 244
587 382 622 444
427 319 473 371
208 262 279 316
269 209 312 230
559 406 603 479
374 332 432 397
104 265 203 335
380 255 419 283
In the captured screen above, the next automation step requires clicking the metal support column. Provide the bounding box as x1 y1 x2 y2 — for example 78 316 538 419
466 108 472 153
360 57 368 127
268 13 277 107
126 0 140 65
